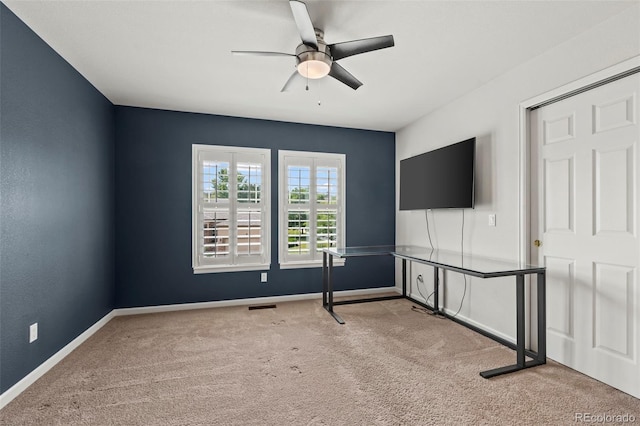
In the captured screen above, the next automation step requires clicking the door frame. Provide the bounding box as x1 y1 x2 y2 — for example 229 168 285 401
517 55 640 350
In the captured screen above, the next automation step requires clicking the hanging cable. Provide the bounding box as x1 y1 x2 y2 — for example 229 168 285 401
416 274 434 307
451 209 467 318
419 209 444 317
425 210 434 250
412 274 440 316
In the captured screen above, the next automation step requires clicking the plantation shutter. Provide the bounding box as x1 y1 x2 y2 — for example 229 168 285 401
193 145 270 273
281 152 344 266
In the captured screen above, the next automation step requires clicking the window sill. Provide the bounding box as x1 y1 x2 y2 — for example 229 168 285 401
279 259 346 270
193 264 270 274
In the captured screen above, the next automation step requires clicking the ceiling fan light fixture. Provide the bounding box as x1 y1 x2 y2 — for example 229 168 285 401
297 59 330 79
295 43 332 79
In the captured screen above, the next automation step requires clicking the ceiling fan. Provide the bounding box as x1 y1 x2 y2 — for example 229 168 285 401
232 0 395 91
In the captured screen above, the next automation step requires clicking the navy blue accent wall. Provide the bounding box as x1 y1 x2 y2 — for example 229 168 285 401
0 1 395 396
0 4 115 393
115 107 395 308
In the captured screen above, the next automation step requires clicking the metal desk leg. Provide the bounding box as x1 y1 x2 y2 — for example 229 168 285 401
480 273 542 378
516 273 526 367
537 271 547 363
433 267 439 314
328 254 333 309
322 251 327 307
324 253 344 324
402 259 407 296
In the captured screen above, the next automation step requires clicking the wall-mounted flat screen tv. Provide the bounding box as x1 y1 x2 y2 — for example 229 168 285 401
399 137 475 210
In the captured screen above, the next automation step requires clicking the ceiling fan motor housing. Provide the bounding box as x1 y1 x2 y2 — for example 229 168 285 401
295 29 332 79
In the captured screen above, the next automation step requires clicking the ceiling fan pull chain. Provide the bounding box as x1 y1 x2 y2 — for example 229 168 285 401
306 62 309 91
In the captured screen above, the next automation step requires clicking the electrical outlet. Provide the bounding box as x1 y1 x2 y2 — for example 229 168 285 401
261 272 267 283
29 323 38 343
488 214 496 227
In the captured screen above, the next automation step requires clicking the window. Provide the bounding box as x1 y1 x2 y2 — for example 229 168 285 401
192 145 270 273
279 150 345 268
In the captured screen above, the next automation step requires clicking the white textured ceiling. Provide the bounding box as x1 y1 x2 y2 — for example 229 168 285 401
3 0 636 131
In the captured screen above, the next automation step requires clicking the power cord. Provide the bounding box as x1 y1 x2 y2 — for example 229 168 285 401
410 229 430 314
451 209 467 318
413 208 467 319
412 270 446 318
425 209 434 250
415 274 434 307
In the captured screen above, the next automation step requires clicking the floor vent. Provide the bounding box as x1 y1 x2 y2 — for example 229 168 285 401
248 304 277 310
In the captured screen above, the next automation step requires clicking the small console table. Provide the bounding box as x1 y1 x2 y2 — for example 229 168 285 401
322 245 546 378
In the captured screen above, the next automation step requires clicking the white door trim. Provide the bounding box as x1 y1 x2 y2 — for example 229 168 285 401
518 55 640 349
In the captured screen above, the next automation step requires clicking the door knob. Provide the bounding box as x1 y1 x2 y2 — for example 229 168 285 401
534 239 541 247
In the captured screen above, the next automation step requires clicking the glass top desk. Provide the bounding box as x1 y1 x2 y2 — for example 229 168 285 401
322 245 546 378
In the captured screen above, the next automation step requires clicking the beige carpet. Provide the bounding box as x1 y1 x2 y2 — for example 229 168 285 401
1 298 638 425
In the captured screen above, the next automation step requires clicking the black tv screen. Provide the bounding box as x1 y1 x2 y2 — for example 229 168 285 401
399 138 475 210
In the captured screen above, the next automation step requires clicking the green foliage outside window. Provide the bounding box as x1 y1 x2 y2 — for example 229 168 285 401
211 168 261 202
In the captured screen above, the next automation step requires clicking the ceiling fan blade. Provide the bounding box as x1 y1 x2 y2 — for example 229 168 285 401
232 51 295 57
329 35 394 61
281 70 303 92
328 63 362 90
289 0 318 50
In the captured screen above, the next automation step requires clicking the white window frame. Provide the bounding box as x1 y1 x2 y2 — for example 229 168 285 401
192 144 271 273
278 150 346 269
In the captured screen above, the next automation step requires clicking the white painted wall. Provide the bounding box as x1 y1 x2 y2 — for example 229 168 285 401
395 4 640 341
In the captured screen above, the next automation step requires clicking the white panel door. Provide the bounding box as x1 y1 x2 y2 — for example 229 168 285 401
531 73 640 398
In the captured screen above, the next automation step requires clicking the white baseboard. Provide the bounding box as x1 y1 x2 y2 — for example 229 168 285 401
0 286 400 410
0 310 116 411
113 286 401 316
407 290 515 345
440 308 516 345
